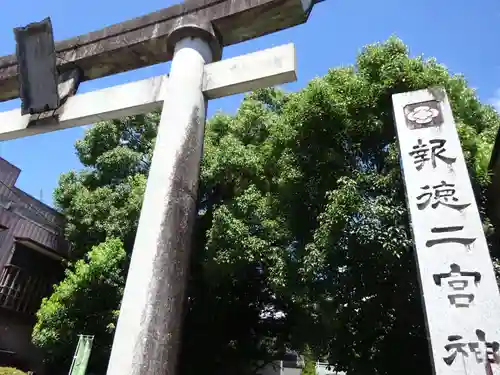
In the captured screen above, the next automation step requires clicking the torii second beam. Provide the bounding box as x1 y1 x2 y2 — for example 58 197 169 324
0 43 295 141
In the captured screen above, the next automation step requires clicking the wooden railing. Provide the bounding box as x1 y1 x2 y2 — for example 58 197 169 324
0 264 52 315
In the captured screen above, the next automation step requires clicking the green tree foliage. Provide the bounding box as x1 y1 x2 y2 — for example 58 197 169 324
32 238 126 372
301 347 317 375
33 37 500 375
0 367 26 375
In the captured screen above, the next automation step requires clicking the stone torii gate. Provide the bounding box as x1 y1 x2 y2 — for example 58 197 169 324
0 0 322 374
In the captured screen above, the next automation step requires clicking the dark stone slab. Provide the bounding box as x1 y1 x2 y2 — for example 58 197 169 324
0 0 319 102
14 18 59 114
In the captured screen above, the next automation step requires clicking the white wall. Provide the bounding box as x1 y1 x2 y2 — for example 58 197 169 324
316 362 346 375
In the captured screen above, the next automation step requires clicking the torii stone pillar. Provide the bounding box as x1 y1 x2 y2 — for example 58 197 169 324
106 19 221 375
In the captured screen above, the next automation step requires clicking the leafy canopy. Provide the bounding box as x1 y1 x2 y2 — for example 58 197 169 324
32 238 126 371
33 37 500 375
0 367 27 375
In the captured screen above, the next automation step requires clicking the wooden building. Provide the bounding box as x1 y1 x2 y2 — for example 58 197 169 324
0 157 69 372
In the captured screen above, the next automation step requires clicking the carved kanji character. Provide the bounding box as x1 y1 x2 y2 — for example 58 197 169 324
409 139 456 171
444 335 469 365
433 264 481 308
416 181 471 211
425 226 476 248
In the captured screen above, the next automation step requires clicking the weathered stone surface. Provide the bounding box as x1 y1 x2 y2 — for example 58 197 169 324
393 88 500 375
0 43 296 141
0 0 318 102
105 35 211 375
167 14 222 61
14 18 59 114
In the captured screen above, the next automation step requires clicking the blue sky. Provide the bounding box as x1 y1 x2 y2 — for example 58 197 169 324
0 0 498 207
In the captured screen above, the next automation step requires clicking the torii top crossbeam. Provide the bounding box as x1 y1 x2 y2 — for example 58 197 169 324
0 0 319 102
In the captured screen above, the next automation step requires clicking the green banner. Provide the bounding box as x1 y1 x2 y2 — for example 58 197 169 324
68 335 94 375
